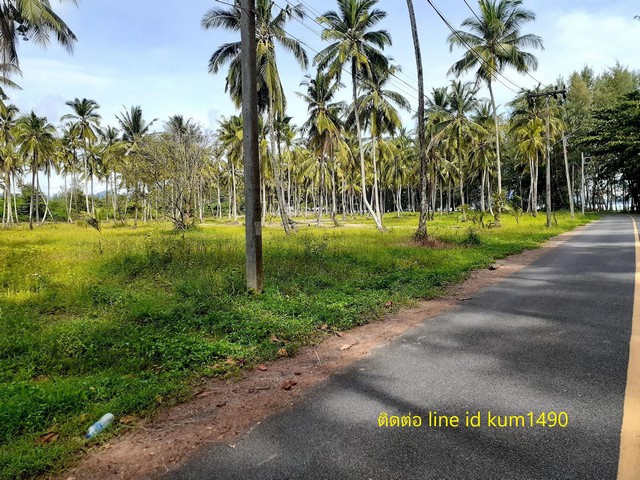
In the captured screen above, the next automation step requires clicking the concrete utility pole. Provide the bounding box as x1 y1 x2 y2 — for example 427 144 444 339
240 0 263 293
527 87 566 228
581 153 592 216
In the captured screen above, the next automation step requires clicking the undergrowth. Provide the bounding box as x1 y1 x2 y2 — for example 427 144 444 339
0 212 597 479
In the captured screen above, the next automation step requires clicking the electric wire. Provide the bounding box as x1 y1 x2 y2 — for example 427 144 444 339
424 0 521 94
460 0 549 90
281 0 427 105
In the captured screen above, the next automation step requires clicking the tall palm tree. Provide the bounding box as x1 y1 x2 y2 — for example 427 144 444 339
98 126 126 220
14 111 56 229
447 0 543 195
0 103 19 225
348 65 410 220
428 81 486 219
217 115 244 222
509 89 562 216
297 70 345 225
116 106 155 226
202 0 308 234
61 98 101 214
471 100 497 213
405 0 428 238
314 0 391 231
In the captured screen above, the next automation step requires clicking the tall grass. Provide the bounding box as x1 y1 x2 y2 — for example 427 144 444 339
0 212 596 478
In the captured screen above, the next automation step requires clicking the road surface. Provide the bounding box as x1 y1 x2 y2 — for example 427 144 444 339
165 216 639 480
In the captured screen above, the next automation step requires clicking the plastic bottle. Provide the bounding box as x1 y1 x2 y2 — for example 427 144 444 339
85 413 115 439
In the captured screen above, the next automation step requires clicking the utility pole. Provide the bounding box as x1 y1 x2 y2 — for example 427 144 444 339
240 0 263 293
581 153 592 216
527 87 566 228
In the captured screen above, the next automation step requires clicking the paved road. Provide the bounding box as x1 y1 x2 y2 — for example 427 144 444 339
166 216 638 480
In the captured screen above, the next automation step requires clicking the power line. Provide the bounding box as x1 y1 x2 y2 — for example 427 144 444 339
281 0 426 106
280 23 421 118
424 0 521 94
460 0 548 89
296 0 433 93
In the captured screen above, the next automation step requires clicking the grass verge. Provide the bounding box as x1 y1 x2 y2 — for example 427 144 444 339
0 212 597 479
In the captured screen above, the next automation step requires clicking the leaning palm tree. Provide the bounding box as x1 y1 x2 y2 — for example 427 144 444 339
447 0 543 195
61 98 101 214
14 112 56 229
0 0 78 94
314 0 391 231
202 0 308 234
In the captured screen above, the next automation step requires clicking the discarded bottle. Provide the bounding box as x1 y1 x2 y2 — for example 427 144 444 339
85 413 115 439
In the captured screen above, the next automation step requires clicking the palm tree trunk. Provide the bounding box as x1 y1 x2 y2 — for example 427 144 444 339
2 170 11 225
533 152 539 216
488 174 494 216
3 171 10 225
341 174 347 221
488 80 502 195
112 171 118 222
268 107 295 234
29 165 36 230
317 153 324 227
90 173 95 216
13 180 19 223
371 136 381 220
231 161 238 222
406 0 428 239
351 58 384 231
458 131 465 219
480 167 486 212
330 160 338 226
84 155 90 214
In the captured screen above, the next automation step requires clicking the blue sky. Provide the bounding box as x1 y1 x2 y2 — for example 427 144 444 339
11 0 640 192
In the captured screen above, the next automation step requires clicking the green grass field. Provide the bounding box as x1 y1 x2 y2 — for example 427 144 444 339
0 212 597 479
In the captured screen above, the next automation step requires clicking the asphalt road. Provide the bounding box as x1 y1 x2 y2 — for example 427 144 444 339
165 216 637 480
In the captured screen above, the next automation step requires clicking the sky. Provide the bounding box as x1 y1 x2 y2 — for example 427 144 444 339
11 0 640 193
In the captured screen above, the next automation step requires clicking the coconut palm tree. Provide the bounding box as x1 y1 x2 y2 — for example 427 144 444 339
404 0 428 237
0 0 78 70
62 98 101 214
14 111 56 229
348 65 410 220
116 106 154 147
297 70 345 225
116 106 155 226
471 101 497 214
0 103 19 225
217 115 244 222
314 0 391 231
202 0 308 234
428 81 487 219
447 0 543 195
509 89 563 216
97 126 126 220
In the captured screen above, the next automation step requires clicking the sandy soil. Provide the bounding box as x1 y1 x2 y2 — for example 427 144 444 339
57 227 585 480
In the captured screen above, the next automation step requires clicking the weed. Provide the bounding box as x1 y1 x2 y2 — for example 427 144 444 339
0 212 597 478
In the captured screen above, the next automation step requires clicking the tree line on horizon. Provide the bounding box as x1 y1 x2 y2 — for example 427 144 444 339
0 0 639 233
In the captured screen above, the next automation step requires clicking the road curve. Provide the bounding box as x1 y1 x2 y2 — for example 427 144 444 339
165 215 638 480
